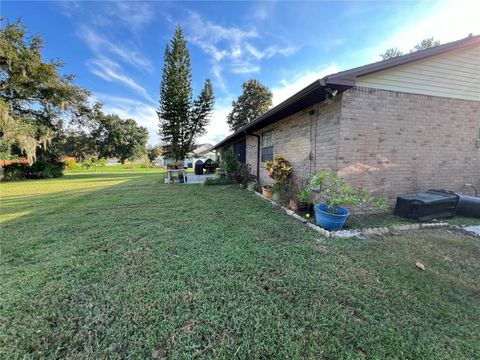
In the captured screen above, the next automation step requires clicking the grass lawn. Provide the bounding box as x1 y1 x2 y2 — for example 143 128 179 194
1 170 479 359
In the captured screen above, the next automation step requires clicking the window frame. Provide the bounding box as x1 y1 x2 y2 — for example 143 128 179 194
261 130 274 162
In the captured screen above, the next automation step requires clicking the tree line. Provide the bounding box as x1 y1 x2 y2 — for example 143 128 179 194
0 19 148 166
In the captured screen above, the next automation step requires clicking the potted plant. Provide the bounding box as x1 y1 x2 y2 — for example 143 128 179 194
272 183 288 203
289 197 299 212
300 168 386 231
294 191 313 215
262 184 273 199
264 155 293 204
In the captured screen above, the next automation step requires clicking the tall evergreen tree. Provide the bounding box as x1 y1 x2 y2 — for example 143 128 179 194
158 26 214 161
227 79 272 132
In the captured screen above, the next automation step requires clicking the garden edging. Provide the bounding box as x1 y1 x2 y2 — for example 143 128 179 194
254 191 452 238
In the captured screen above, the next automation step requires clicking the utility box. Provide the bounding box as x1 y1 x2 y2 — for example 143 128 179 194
394 189 459 221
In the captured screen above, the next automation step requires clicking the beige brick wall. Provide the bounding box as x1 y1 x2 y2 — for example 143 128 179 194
237 86 479 203
246 95 342 194
337 87 480 202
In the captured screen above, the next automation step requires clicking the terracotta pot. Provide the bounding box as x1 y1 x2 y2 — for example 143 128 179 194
290 198 299 212
262 185 273 199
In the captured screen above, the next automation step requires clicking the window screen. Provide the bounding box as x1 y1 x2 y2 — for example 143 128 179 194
261 130 274 162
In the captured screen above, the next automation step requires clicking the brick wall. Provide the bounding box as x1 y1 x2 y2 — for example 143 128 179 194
338 87 480 202
241 86 479 203
247 95 342 194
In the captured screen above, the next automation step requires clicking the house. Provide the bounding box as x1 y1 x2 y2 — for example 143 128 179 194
158 144 216 168
213 35 480 202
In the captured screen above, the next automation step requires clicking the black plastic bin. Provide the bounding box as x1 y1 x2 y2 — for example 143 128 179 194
194 160 204 175
394 189 459 221
456 195 480 218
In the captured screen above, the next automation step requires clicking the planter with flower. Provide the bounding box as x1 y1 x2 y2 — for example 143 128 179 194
166 161 184 170
264 155 293 203
300 168 386 231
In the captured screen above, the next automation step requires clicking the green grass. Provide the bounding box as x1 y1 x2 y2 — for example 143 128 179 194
65 163 194 175
1 170 479 359
65 163 167 174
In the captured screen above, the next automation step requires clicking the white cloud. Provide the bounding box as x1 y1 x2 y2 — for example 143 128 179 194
271 64 340 106
58 1 155 32
112 1 155 31
184 11 298 93
196 106 231 145
78 26 153 72
88 58 154 103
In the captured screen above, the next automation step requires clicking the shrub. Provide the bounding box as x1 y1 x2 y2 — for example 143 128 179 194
65 157 79 170
272 182 289 202
231 163 254 186
204 177 237 186
81 157 107 169
2 161 64 180
247 181 260 192
220 148 239 175
2 163 29 180
300 168 386 214
96 158 107 167
29 161 64 179
81 158 95 169
264 155 293 184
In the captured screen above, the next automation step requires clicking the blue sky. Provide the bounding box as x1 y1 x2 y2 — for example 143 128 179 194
2 0 479 145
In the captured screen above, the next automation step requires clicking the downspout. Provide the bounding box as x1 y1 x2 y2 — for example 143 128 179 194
250 133 261 180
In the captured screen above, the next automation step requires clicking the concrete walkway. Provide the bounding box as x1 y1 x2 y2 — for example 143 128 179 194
185 174 215 184
464 225 480 236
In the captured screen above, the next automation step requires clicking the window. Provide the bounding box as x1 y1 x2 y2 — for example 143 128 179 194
261 130 274 162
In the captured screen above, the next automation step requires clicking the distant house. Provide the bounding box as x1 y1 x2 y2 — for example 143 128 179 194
214 35 480 202
190 143 215 159
158 144 216 168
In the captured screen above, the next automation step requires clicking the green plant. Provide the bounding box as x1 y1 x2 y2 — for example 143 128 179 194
29 161 64 179
220 148 239 175
272 182 288 203
81 158 94 169
81 157 107 169
2 161 64 180
264 155 292 184
298 190 309 203
65 158 79 170
300 168 386 214
247 181 259 192
2 163 28 180
96 158 107 167
232 163 254 186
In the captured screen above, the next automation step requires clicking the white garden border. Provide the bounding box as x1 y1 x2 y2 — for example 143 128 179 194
254 191 453 238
